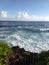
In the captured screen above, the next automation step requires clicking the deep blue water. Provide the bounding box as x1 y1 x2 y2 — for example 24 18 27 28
0 21 49 53
0 21 49 28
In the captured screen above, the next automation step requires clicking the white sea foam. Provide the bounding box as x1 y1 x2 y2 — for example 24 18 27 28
4 30 49 53
40 28 49 31
0 26 49 53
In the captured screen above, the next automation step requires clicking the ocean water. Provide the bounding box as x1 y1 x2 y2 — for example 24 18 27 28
0 21 49 53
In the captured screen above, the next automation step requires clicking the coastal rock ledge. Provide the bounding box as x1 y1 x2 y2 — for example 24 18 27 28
4 46 37 65
4 46 49 65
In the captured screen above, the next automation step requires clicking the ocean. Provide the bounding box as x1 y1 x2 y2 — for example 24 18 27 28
0 21 49 53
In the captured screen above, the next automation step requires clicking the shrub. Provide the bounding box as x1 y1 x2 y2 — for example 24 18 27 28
0 42 12 65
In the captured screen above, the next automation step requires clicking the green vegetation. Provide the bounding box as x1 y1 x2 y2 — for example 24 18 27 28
23 51 30 55
0 42 12 65
31 51 49 65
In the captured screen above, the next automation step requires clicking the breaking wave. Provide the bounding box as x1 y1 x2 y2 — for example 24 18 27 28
0 26 49 53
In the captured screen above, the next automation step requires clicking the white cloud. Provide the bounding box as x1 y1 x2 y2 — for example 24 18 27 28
1 11 7 18
0 11 49 21
16 12 49 21
17 12 32 21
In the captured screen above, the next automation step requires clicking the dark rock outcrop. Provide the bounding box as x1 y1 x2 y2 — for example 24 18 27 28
4 46 35 65
4 46 49 65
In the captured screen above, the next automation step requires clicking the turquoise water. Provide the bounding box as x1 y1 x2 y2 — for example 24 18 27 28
0 21 49 53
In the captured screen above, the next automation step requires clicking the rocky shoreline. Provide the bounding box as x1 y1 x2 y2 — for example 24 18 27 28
5 46 33 65
0 42 49 65
4 46 49 65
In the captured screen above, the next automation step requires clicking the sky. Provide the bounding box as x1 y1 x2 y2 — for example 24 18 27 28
0 0 49 21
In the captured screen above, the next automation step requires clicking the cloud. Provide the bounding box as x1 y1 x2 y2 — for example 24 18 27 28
0 11 49 21
1 11 7 18
16 12 49 21
17 12 30 20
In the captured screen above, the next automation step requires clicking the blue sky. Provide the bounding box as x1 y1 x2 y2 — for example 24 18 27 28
0 0 49 21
